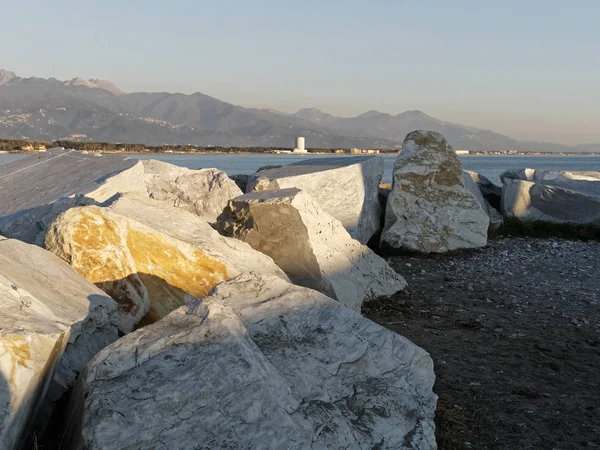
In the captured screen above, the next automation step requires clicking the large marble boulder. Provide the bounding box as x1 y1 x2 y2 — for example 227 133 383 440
216 188 406 311
501 179 600 227
0 149 145 246
0 150 242 246
69 272 437 450
463 171 503 229
246 156 384 244
381 131 489 253
501 168 600 196
0 237 119 448
142 160 242 223
45 196 288 331
465 170 502 210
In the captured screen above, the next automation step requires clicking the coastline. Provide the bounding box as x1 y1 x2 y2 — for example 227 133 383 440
2 150 600 156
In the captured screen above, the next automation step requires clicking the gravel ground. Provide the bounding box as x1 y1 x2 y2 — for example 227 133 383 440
364 237 600 450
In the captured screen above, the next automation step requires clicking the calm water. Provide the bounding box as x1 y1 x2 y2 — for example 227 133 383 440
2 153 600 184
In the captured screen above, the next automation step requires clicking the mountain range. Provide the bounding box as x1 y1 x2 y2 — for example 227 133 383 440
0 69 596 152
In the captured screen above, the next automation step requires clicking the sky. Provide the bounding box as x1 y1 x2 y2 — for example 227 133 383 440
2 0 599 144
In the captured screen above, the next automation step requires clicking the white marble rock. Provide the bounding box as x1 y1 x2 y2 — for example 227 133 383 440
246 156 384 244
0 149 145 246
500 168 600 197
45 195 288 331
71 272 437 450
142 160 242 223
501 179 600 227
0 150 242 246
381 131 489 253
216 188 406 312
0 236 119 449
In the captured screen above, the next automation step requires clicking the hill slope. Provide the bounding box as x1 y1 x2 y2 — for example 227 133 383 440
0 69 595 151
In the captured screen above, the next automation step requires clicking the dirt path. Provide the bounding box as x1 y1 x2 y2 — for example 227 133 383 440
364 237 600 450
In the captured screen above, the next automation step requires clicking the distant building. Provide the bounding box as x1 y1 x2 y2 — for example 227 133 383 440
349 148 379 154
293 136 308 153
20 144 34 151
455 150 470 155
35 144 46 152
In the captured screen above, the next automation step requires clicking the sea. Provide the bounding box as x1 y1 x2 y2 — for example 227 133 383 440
1 153 600 184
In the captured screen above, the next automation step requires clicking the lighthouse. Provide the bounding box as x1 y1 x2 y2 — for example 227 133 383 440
293 137 308 153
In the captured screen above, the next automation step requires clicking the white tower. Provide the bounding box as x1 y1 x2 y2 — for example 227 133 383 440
293 136 307 153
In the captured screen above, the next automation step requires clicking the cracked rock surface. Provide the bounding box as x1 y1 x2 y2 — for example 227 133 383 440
216 188 406 312
142 160 242 223
70 272 437 450
0 236 119 448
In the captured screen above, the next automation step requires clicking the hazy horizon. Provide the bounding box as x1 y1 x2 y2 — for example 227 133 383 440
3 0 599 145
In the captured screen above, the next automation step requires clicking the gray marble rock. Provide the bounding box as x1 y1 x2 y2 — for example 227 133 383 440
465 170 502 210
501 179 600 227
247 156 384 244
0 236 119 448
500 168 600 197
229 173 250 192
463 171 503 229
381 131 489 253
215 188 406 311
70 272 437 450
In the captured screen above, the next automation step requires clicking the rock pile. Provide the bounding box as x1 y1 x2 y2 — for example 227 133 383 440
1 141 482 449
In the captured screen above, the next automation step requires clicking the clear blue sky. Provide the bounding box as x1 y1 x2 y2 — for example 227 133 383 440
2 0 599 144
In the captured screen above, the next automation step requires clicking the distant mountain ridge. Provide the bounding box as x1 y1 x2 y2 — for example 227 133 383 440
0 69 596 152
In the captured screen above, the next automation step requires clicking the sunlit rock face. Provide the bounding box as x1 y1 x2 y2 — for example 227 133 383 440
69 273 437 450
0 149 146 246
246 156 384 244
142 160 242 223
216 188 406 312
46 197 288 331
0 237 119 448
501 179 600 227
381 131 489 253
500 168 600 197
0 150 242 246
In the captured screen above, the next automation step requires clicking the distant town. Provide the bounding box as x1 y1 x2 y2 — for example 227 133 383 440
0 138 599 156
